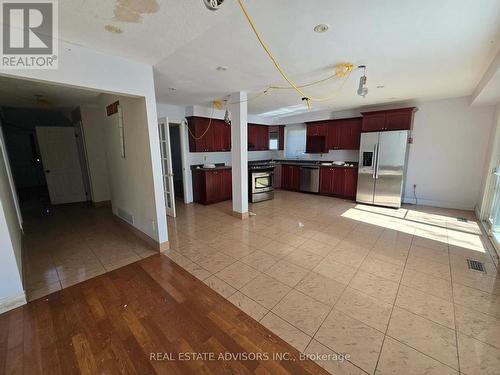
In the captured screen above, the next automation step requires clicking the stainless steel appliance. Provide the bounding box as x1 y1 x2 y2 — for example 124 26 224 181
357 130 409 208
249 164 274 203
299 166 320 193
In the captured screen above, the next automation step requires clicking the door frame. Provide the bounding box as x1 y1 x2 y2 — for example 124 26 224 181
168 120 189 205
477 114 500 222
158 117 177 217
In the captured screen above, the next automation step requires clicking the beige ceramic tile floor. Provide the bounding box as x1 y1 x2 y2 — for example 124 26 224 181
22 204 157 301
165 190 500 375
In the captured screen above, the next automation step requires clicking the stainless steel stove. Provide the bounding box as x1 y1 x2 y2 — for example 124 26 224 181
249 162 275 203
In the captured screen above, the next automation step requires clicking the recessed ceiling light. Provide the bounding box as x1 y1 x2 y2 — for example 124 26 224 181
376 85 385 89
314 24 329 33
216 66 228 72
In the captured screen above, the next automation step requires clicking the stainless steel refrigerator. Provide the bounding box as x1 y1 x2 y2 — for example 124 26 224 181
356 130 409 208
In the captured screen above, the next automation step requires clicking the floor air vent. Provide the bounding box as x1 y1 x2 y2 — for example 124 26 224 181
467 259 486 273
457 217 468 222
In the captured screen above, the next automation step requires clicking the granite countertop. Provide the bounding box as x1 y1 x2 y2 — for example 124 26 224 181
273 159 359 168
191 164 232 171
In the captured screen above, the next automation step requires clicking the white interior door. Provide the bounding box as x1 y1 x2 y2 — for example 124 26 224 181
36 127 87 205
158 118 176 217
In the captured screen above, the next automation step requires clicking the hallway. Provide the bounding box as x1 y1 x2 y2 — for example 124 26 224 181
23 203 157 301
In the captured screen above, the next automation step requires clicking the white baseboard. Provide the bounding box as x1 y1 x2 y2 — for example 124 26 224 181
402 197 474 211
0 291 26 315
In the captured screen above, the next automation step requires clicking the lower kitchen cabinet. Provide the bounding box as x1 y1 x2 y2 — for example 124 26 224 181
319 167 358 199
281 164 300 191
192 168 232 204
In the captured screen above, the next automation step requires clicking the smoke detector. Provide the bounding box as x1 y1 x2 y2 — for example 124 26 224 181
204 0 225 11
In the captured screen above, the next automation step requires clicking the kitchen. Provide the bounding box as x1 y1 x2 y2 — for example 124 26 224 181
189 107 416 209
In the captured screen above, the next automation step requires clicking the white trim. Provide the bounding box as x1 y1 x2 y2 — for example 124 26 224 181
477 106 500 220
178 119 190 205
0 291 26 315
403 197 475 211
0 124 23 231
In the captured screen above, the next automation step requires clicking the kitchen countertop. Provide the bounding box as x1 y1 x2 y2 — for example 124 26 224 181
191 164 232 171
249 159 358 168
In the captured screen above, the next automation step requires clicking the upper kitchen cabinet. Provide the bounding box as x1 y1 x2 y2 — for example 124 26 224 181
361 107 417 132
305 122 327 153
326 117 362 150
306 118 361 153
187 116 231 152
306 123 327 137
248 124 269 151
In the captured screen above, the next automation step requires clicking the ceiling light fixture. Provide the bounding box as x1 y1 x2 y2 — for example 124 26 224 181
223 100 231 125
203 0 225 11
357 65 368 98
313 24 329 33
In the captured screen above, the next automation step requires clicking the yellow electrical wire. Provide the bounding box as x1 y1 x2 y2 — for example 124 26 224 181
237 0 311 109
237 0 356 108
186 102 216 140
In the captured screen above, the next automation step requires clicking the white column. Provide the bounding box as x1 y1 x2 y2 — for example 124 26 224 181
230 91 249 219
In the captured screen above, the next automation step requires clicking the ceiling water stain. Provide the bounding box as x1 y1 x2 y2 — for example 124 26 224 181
113 0 160 23
105 24 123 34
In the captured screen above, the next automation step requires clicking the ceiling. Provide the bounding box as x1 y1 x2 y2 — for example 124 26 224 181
52 1 500 115
0 75 100 109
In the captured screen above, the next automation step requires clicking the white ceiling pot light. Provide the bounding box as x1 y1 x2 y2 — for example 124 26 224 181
203 0 225 11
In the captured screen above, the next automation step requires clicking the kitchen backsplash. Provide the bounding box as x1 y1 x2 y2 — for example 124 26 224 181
287 149 359 162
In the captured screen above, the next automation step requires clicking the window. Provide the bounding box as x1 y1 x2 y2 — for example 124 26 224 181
269 131 278 150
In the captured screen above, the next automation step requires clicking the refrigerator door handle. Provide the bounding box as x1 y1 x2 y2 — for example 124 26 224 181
372 144 377 179
373 143 379 179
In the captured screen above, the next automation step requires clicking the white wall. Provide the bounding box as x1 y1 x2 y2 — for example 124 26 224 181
100 95 161 241
280 97 496 210
157 103 186 122
0 40 168 245
80 106 111 203
0 123 25 313
403 97 494 210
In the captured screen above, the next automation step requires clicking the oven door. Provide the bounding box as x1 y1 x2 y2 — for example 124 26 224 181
252 172 274 193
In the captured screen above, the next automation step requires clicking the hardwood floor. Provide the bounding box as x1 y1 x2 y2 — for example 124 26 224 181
0 254 327 375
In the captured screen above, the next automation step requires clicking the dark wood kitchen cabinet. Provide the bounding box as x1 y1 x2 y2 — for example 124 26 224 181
326 117 362 150
306 118 361 153
319 167 358 199
305 122 327 153
248 124 269 151
188 116 231 152
361 107 417 132
281 164 300 191
306 123 327 137
192 168 232 204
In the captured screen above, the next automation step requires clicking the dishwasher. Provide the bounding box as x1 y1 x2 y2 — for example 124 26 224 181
299 166 320 193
